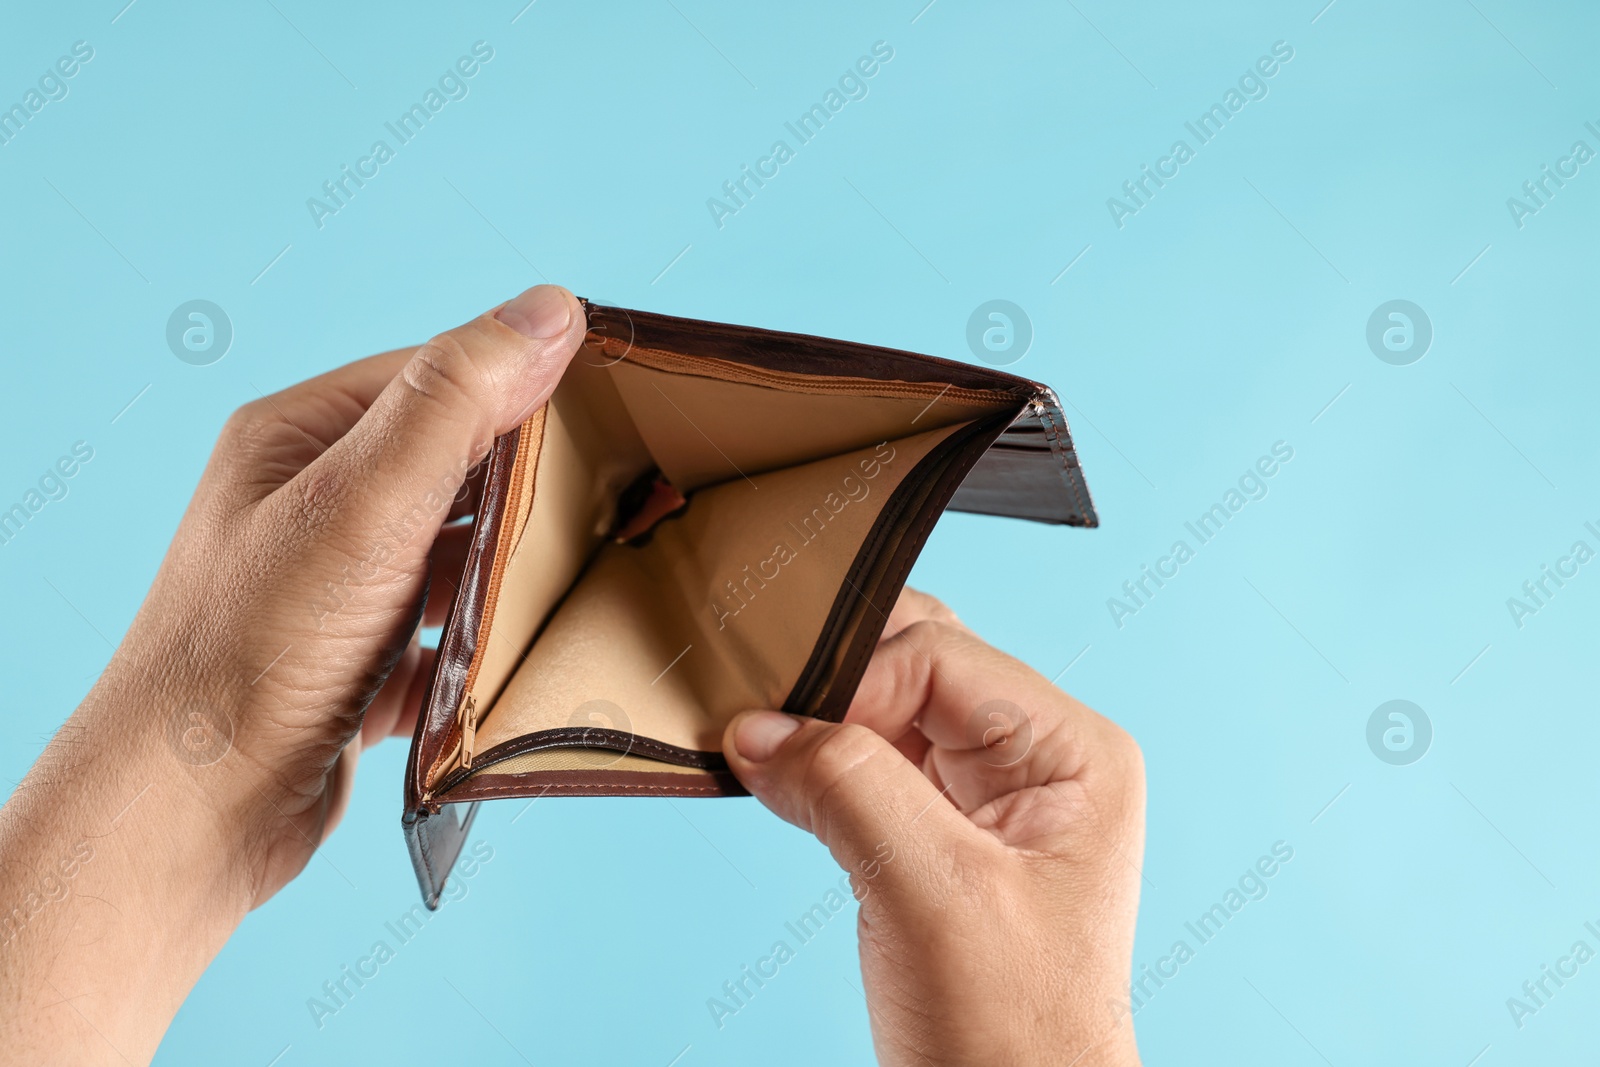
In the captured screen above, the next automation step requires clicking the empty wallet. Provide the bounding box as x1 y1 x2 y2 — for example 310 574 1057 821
403 300 1098 906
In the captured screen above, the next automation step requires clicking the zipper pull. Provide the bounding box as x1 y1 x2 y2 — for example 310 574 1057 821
458 694 479 770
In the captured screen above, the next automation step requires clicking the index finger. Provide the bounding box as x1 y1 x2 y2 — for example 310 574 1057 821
847 619 1076 751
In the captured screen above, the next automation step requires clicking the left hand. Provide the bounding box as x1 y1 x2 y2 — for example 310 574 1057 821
0 284 586 1065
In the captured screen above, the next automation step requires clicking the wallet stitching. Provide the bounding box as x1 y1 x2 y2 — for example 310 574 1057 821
1031 399 1093 523
456 779 733 799
603 336 1019 406
473 782 726 795
588 302 1045 398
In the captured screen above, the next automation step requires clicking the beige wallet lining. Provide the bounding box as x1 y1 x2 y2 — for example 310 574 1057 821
435 341 1016 788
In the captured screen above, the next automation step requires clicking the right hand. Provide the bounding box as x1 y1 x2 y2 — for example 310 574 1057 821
722 588 1145 1067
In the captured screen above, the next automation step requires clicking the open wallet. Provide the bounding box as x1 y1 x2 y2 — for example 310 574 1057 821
402 300 1098 906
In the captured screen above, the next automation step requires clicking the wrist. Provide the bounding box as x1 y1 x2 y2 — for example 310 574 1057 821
0 675 257 1062
76 666 268 922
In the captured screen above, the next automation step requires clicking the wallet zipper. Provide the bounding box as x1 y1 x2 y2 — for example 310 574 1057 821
457 694 479 770
431 418 546 791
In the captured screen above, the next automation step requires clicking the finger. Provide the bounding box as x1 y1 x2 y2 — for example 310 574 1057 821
424 523 474 626
848 620 1072 753
211 348 418 504
320 743 361 845
361 640 436 748
862 592 970 774
879 585 968 643
446 455 489 522
722 712 982 895
241 347 419 460
260 346 417 440
322 639 433 846
316 663 440 847
273 285 585 552
844 621 1134 813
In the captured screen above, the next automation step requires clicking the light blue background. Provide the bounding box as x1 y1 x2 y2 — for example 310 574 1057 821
2 1 1596 1063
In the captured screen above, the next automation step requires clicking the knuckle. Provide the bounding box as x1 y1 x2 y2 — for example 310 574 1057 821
799 723 896 846
898 618 970 654
216 399 274 451
1113 723 1145 780
875 618 972 700
1090 718 1145 800
402 332 486 410
920 592 962 625
804 724 885 800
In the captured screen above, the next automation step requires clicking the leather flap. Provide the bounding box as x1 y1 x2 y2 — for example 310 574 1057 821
950 388 1098 526
403 801 479 910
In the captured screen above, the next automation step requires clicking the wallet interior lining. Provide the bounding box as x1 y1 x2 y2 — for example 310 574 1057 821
465 425 962 763
428 340 1021 794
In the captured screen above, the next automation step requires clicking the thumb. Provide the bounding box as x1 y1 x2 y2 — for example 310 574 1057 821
724 712 977 894
282 284 585 544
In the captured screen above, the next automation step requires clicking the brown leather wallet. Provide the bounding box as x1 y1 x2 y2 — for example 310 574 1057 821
402 300 1097 906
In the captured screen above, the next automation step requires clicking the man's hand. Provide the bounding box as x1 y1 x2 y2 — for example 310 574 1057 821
723 588 1146 1067
0 285 586 1065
